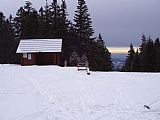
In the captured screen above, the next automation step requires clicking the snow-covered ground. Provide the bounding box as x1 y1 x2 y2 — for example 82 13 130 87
0 65 160 120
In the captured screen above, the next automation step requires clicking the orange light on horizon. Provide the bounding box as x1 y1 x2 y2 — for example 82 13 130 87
108 47 129 54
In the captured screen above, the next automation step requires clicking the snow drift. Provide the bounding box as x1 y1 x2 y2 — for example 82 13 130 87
0 65 160 120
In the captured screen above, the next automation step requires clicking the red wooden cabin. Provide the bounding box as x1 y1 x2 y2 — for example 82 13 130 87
16 39 62 66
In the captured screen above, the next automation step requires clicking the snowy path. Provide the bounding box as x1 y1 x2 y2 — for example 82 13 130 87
1 65 160 120
0 65 49 120
23 66 95 120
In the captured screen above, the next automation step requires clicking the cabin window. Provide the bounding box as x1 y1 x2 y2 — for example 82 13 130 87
28 54 32 60
23 53 27 58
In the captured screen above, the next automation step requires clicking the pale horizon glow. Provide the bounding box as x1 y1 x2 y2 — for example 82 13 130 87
108 47 139 54
108 47 129 54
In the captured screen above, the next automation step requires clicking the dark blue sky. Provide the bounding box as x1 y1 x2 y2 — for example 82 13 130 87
1 0 160 47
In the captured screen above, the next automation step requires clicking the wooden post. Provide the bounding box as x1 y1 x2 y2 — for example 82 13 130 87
64 60 67 67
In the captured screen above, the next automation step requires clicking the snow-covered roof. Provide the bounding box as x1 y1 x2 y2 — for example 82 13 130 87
16 39 62 53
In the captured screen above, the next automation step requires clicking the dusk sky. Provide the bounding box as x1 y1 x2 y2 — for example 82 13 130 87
0 0 160 48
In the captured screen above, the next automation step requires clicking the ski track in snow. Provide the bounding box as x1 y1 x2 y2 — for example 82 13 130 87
0 65 160 120
21 68 75 120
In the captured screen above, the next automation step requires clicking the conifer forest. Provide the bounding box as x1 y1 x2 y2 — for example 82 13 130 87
0 0 159 72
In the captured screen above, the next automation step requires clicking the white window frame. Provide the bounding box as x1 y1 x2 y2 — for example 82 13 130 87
28 53 32 60
23 53 27 58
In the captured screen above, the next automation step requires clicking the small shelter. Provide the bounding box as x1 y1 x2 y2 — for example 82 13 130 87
16 39 62 66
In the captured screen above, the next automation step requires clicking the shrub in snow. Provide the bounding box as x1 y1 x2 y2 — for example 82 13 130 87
69 51 80 66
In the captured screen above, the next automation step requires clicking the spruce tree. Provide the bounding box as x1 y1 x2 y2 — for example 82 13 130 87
0 12 6 63
87 34 112 71
0 12 18 63
14 1 39 39
124 43 135 71
96 34 112 71
132 49 141 72
155 38 160 71
38 7 48 38
60 0 74 60
14 7 25 39
138 35 160 72
97 34 105 48
73 0 94 54
139 33 147 71
73 0 112 71
23 1 39 38
144 37 156 71
49 0 60 38
43 2 52 38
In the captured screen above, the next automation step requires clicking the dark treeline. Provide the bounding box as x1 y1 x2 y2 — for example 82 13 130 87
0 12 19 63
123 34 160 72
0 0 112 71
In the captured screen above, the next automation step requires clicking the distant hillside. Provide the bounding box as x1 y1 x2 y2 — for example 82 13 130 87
111 53 126 71
111 53 127 60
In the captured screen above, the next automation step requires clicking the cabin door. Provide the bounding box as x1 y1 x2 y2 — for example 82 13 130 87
35 53 54 65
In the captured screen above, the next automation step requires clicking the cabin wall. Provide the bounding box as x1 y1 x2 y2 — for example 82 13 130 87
21 53 61 66
21 53 35 66
56 53 61 65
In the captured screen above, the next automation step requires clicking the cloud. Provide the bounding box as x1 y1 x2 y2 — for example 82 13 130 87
0 0 160 47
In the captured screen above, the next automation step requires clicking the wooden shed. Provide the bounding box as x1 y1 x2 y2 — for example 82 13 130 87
16 39 62 66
